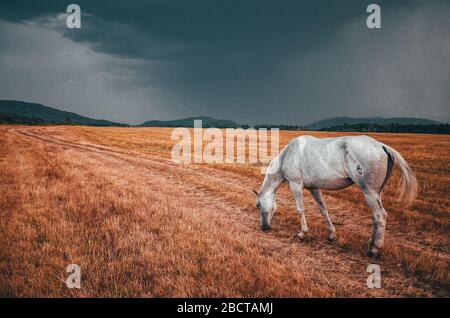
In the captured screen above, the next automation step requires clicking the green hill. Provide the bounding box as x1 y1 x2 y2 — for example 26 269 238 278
0 100 127 126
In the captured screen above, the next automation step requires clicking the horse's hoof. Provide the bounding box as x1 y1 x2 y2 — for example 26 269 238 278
327 234 337 242
367 248 380 258
296 232 306 240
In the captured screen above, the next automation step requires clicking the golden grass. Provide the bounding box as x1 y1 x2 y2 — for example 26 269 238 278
0 125 449 297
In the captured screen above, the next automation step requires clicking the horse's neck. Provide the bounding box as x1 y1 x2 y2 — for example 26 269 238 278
259 157 285 197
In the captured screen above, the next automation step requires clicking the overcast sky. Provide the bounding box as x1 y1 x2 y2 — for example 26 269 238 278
0 0 449 125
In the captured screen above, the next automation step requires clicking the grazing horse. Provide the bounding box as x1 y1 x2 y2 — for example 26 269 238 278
253 135 417 257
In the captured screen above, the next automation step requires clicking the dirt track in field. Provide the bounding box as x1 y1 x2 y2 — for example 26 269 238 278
0 126 449 297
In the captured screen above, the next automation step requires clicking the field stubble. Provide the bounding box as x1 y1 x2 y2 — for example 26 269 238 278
0 126 449 297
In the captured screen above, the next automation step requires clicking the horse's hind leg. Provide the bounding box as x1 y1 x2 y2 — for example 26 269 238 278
310 189 336 241
363 190 388 257
289 181 309 239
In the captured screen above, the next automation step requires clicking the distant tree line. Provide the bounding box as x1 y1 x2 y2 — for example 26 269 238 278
240 124 307 131
238 123 450 134
319 123 450 134
0 113 128 127
0 113 46 124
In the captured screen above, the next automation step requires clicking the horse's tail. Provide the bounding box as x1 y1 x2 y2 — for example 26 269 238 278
381 144 418 205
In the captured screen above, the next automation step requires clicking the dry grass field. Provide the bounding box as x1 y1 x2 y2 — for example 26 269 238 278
0 125 449 297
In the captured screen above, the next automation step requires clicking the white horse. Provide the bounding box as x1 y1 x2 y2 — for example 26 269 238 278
253 135 417 257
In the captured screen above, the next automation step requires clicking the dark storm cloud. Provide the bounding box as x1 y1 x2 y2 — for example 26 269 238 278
0 0 423 60
0 0 449 124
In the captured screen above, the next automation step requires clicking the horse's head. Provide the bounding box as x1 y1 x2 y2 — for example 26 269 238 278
253 189 277 231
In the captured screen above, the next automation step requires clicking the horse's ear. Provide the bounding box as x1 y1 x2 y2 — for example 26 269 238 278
252 188 259 196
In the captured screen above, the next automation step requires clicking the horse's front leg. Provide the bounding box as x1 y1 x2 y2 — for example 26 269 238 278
310 189 336 241
289 181 308 239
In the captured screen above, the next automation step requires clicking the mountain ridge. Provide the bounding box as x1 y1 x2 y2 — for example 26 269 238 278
0 100 127 126
0 100 445 131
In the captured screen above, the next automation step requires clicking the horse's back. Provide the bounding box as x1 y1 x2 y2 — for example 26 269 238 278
281 135 387 190
281 135 350 188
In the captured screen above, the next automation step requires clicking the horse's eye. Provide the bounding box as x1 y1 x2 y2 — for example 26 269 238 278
256 202 261 209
